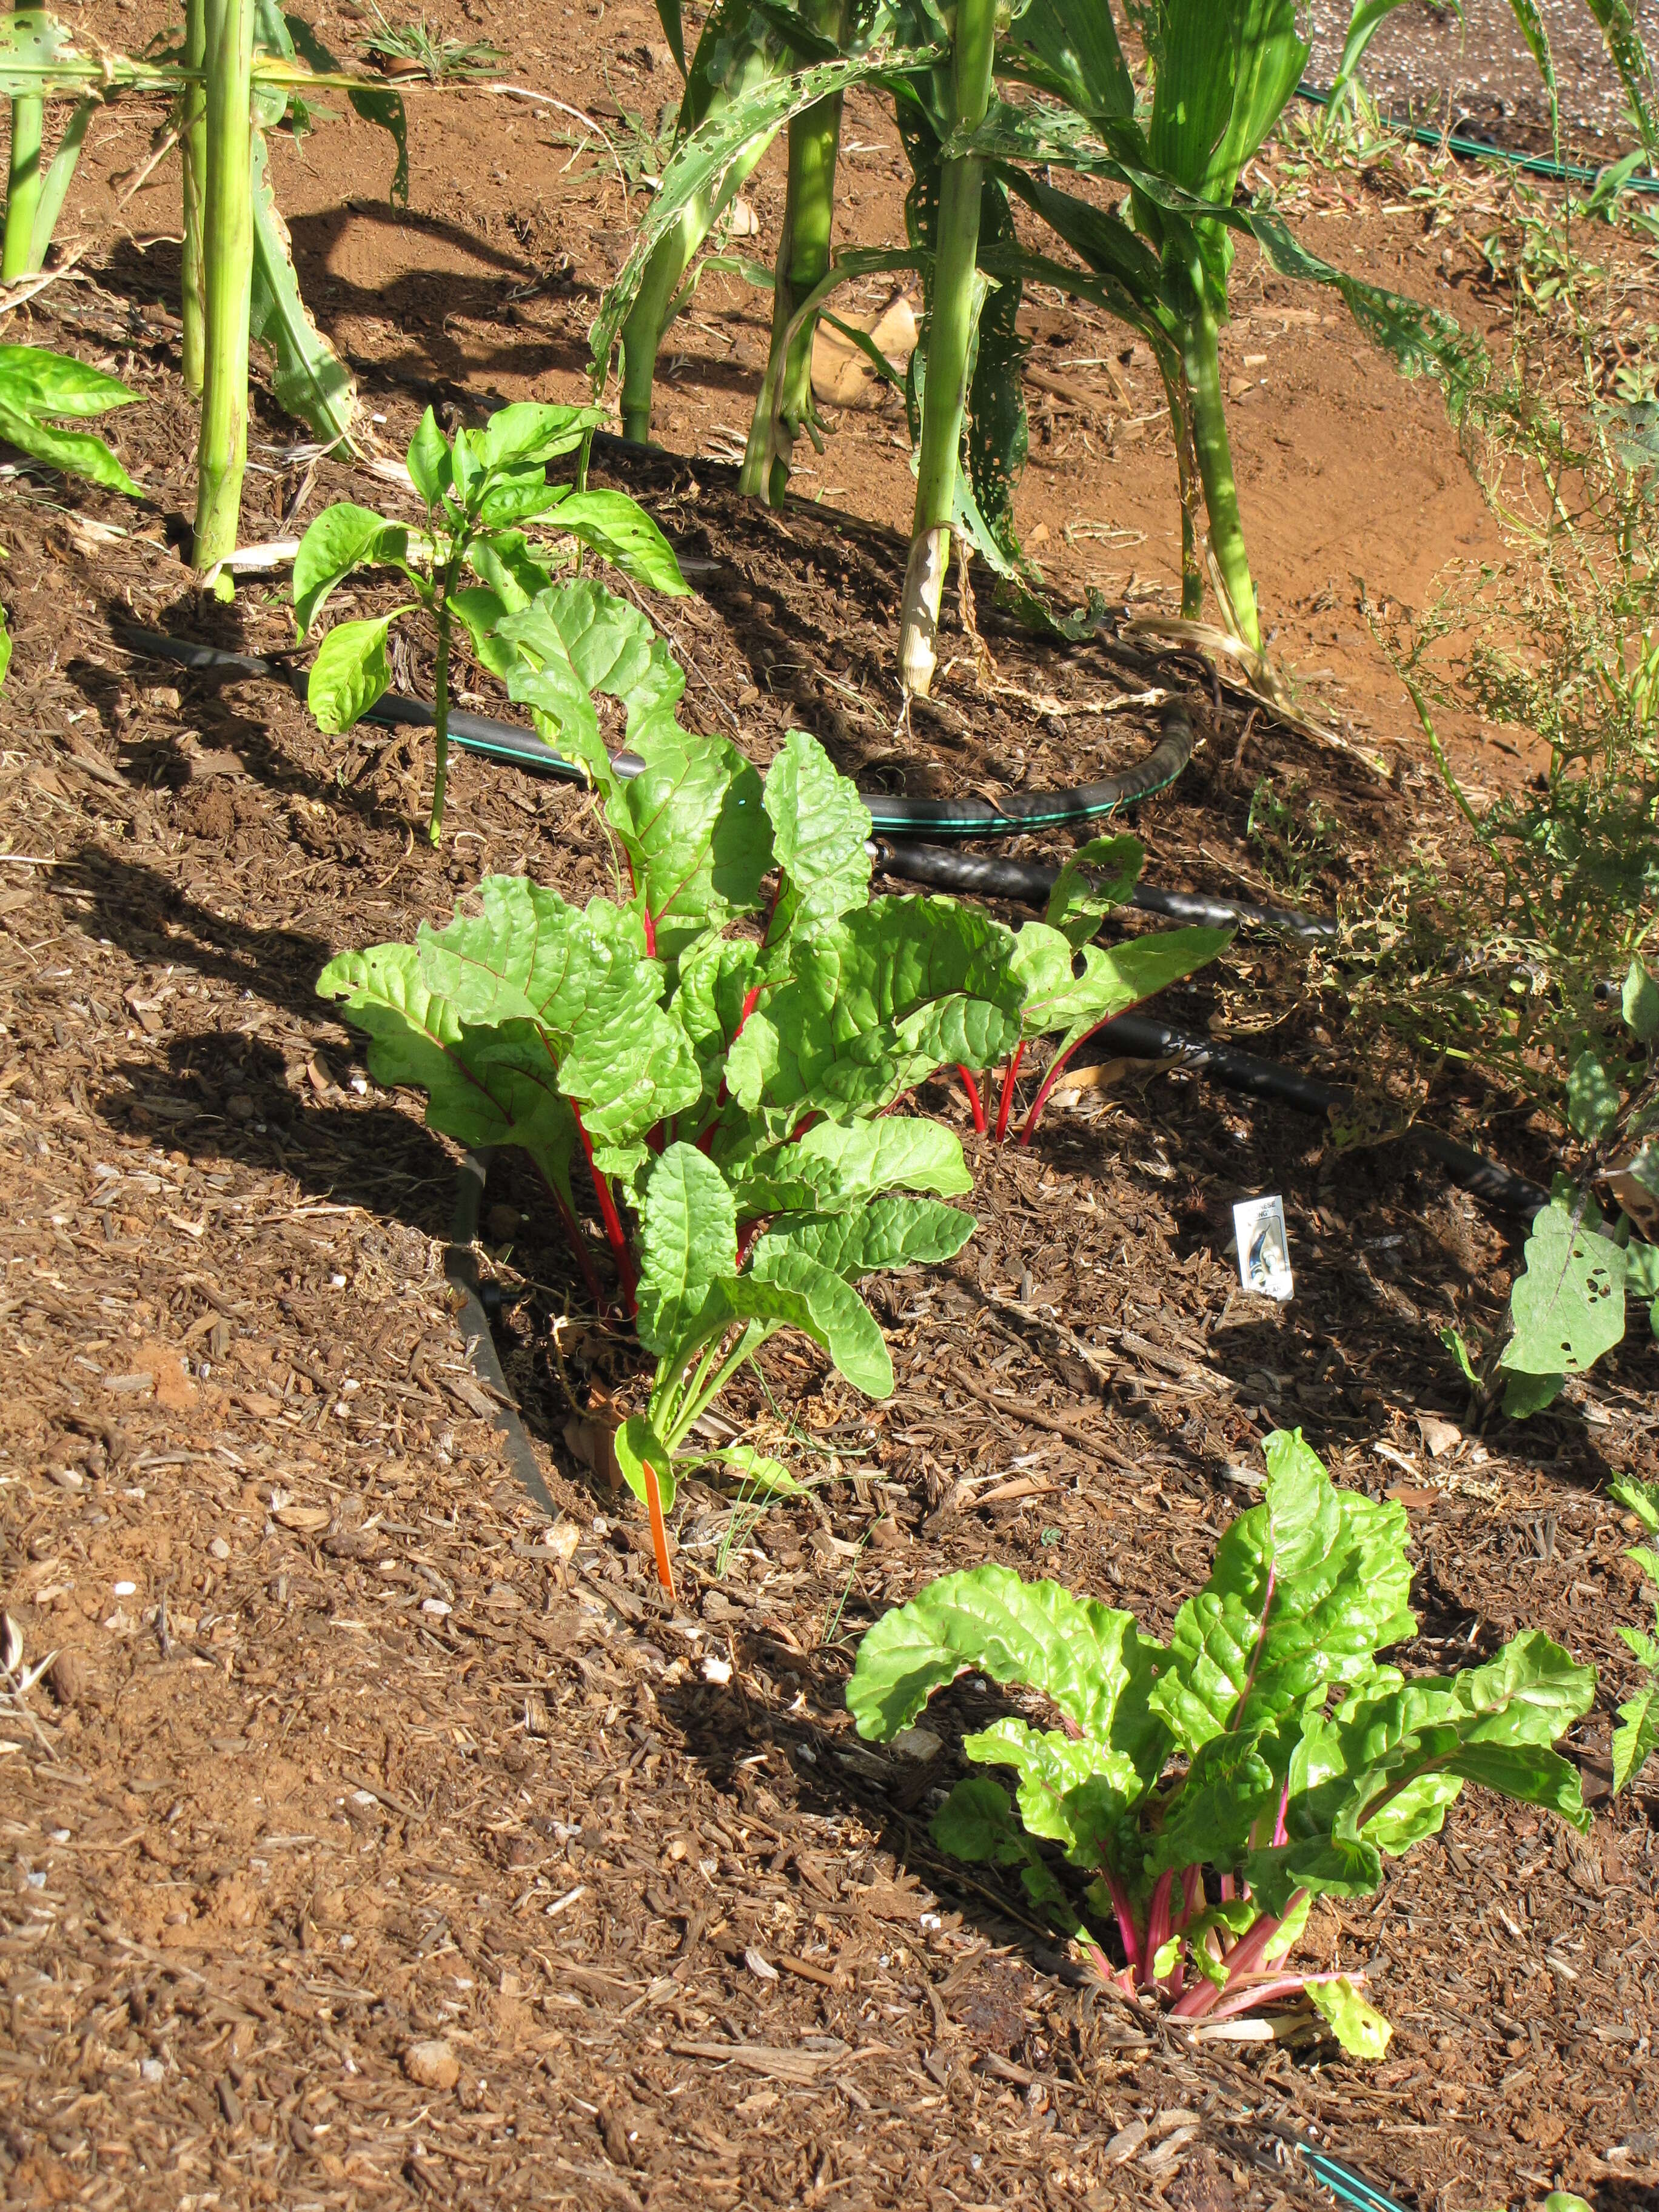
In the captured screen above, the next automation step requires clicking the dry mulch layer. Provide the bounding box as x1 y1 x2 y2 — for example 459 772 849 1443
2 250 1658 2212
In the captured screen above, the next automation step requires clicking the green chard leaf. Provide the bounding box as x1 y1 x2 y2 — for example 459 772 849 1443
749 1195 974 1281
1307 1977 1392 2060
635 1142 737 1358
762 728 874 946
1044 833 1144 951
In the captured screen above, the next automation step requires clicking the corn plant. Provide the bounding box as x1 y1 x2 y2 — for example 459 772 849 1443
850 1430 1596 2056
0 343 139 684
292 398 686 841
1 0 93 281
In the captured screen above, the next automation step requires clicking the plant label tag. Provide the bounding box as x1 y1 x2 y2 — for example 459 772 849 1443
1234 1195 1293 1301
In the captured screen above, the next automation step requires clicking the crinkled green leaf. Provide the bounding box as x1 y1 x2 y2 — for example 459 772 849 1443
725 1010 780 1110
414 876 645 1037
294 503 412 634
728 1116 973 1213
749 1195 973 1282
1151 1429 1416 1754
315 945 576 1202
962 1715 1144 1863
1501 1199 1626 1376
762 728 874 944
847 1561 1168 1782
635 1142 737 1358
1307 1977 1392 2060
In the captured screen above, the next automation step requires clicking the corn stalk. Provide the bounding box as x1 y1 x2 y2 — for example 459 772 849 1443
897 0 997 696
2 0 40 279
193 0 253 569
181 0 207 393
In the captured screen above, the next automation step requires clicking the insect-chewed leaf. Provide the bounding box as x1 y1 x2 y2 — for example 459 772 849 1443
1307 1977 1392 2060
544 487 691 594
1501 1199 1626 1376
749 1195 973 1282
635 1142 737 1357
1151 1428 1417 1752
294 504 411 634
1000 0 1134 119
1045 833 1143 950
762 728 874 943
846 1561 1168 1773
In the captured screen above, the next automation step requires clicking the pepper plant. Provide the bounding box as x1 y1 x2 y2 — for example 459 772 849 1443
849 1430 1596 2056
292 398 686 841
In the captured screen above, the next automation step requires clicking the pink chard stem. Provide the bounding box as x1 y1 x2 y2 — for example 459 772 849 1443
957 1065 987 1134
994 1042 1027 1143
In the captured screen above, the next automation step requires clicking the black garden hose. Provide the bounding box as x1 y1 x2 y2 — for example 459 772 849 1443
1097 1011 1549 1221
1295 80 1659 192
874 837 1336 942
114 625 1198 837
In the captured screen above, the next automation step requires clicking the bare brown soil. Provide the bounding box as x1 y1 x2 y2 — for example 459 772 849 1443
1 10 1656 2212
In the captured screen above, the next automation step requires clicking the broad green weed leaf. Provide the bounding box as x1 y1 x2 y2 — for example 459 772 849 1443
762 728 874 942
847 1562 1168 1774
1567 1050 1622 1140
295 504 411 634
635 1142 736 1358
1624 959 1659 1043
0 342 135 418
1501 1199 1626 1376
1045 833 1143 951
545 487 691 594
1307 1977 1392 2060
1610 1473 1659 1532
750 1196 973 1281
306 612 405 733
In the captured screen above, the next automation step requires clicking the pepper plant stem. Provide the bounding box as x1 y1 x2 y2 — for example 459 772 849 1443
180 0 208 394
428 578 453 845
897 0 997 696
192 0 255 572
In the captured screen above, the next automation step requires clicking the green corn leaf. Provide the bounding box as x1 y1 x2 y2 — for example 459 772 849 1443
0 395 139 498
1566 1050 1622 1140
249 132 358 451
745 1242 892 1396
592 42 943 379
1613 1682 1658 1794
1150 1429 1416 1753
1624 959 1659 1043
846 1561 1168 1778
315 945 577 1202
654 0 686 73
1501 1199 1626 1377
1044 833 1144 950
1579 0 1659 162
999 0 1134 120
636 1142 737 1358
1307 1977 1392 2060
1148 0 1242 200
0 342 136 419
293 504 412 634
762 728 874 945
1323 0 1410 113
306 612 408 733
543 487 692 594
749 1195 974 1282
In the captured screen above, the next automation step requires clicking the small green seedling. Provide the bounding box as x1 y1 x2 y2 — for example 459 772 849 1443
292 398 688 842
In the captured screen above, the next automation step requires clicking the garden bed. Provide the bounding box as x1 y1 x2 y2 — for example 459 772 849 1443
1 8 1657 2210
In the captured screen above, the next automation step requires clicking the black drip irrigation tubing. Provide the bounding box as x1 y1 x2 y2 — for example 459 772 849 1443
1295 78 1659 190
118 625 1544 1228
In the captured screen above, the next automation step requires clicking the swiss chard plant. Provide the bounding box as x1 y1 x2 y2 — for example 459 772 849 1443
1610 1473 1659 1795
848 1429 1596 2057
0 343 141 688
317 606 1225 1590
292 398 688 842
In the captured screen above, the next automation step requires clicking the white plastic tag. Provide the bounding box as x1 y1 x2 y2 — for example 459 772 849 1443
1234 1195 1293 1301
